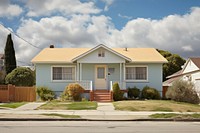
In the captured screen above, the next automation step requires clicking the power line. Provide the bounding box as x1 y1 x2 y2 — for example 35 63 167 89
0 23 42 50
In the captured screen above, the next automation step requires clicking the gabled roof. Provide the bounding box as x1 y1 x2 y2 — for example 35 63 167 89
190 57 200 69
31 44 168 63
180 57 200 75
72 44 132 62
166 57 200 79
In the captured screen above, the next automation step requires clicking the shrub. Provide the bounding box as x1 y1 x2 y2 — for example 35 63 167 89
36 86 55 101
113 82 124 101
141 86 161 100
128 87 140 98
66 83 84 101
166 80 200 104
5 67 35 86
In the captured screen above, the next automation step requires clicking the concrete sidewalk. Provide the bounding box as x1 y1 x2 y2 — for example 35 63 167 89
14 102 46 111
0 102 200 121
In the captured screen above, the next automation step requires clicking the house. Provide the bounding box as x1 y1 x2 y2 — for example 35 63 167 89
32 44 167 101
163 57 200 97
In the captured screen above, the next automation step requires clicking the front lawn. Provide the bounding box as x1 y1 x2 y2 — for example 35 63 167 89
0 102 26 109
113 100 200 112
38 101 97 110
150 113 200 119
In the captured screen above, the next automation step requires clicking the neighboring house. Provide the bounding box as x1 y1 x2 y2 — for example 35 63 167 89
32 44 167 101
163 57 200 97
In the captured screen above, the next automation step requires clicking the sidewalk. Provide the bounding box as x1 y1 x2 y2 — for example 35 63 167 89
0 102 200 121
14 102 46 111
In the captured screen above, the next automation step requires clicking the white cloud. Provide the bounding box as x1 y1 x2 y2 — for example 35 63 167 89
101 0 114 11
182 46 193 52
0 0 23 18
118 13 132 20
1 7 200 66
25 0 101 17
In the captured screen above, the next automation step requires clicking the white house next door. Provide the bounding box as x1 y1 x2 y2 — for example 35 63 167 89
95 65 107 90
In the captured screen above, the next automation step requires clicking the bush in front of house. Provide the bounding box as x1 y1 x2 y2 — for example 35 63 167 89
5 67 35 86
65 83 84 101
36 86 55 101
166 80 200 104
128 86 140 99
141 86 161 100
113 82 124 101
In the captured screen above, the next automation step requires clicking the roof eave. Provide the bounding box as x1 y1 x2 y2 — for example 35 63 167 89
72 44 132 62
32 61 73 64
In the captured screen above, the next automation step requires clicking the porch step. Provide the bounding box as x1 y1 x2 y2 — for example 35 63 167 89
93 90 112 102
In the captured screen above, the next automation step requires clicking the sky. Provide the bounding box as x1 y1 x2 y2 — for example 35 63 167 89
0 0 200 66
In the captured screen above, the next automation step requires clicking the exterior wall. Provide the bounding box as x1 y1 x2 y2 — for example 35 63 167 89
36 63 76 96
125 63 163 93
81 63 120 90
78 48 125 63
36 63 163 97
183 60 199 74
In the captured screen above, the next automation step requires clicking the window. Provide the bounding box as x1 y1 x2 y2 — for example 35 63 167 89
126 66 147 80
52 66 75 81
98 50 105 57
97 67 105 79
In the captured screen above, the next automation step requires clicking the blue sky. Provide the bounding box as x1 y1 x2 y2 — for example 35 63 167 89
0 0 200 65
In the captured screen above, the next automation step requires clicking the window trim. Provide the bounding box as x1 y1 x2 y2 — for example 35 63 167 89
98 49 105 57
124 65 148 82
51 65 76 82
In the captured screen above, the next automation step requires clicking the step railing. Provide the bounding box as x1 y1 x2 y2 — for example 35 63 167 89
110 81 126 91
76 80 92 91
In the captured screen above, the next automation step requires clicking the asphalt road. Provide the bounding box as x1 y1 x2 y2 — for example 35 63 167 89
0 121 200 133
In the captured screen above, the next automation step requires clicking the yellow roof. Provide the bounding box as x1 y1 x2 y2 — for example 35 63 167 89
31 47 167 63
113 48 167 63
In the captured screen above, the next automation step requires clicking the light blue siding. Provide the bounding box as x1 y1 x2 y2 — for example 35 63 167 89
36 64 76 96
125 63 163 93
36 63 163 97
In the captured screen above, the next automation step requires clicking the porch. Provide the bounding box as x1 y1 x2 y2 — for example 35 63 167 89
77 80 126 102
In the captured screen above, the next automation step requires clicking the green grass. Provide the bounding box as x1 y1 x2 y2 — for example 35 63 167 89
38 101 97 110
0 102 26 109
41 113 80 118
113 100 200 112
150 113 200 119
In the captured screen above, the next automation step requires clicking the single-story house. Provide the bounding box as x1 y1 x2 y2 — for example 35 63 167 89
163 57 200 97
32 44 167 101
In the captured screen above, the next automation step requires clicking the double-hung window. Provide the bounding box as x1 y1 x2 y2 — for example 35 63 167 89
126 66 147 81
52 66 75 81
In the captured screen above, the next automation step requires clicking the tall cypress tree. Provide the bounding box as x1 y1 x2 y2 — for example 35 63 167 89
4 33 16 74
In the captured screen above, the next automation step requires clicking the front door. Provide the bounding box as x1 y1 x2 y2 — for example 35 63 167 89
95 65 107 90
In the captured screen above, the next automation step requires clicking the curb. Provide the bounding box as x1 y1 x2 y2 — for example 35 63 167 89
0 118 200 122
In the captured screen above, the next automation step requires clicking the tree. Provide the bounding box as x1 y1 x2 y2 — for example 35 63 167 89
5 67 35 86
157 49 185 81
4 34 16 74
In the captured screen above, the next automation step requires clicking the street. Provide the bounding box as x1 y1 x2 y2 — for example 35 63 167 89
0 121 200 133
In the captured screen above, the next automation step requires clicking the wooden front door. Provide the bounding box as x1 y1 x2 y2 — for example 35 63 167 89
95 65 107 90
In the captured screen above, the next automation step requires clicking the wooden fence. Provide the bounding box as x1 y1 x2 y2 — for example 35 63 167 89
0 84 36 102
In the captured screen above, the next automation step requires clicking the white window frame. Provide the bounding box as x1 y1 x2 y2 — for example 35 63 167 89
51 65 76 82
125 65 148 82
